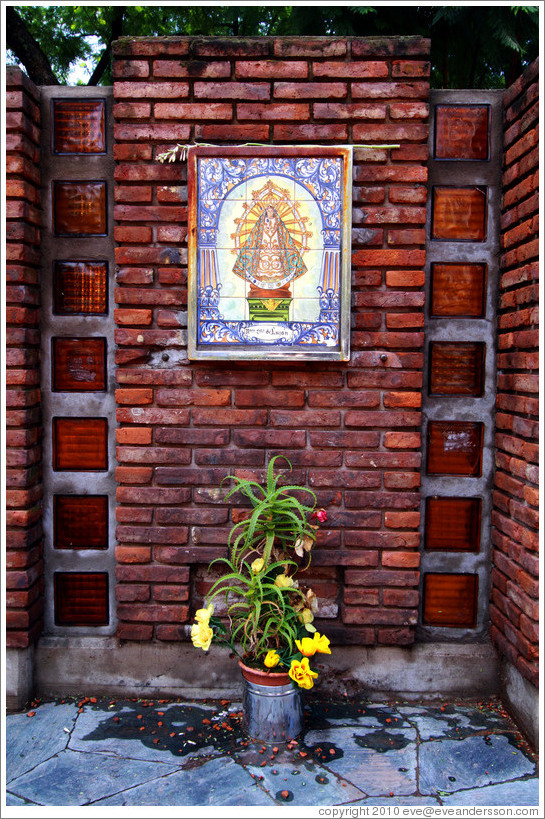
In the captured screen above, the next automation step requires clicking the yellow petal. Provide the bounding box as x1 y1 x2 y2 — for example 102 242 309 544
264 650 280 668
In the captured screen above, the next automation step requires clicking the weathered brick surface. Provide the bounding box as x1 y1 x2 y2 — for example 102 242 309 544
5 67 43 649
110 36 430 645
491 59 539 688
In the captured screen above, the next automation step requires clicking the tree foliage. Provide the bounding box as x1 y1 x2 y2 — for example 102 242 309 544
6 4 539 88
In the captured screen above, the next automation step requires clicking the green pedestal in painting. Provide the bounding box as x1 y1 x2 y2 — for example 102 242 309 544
247 297 292 322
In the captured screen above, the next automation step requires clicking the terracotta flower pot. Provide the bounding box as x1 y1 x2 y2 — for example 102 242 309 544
238 660 290 686
238 660 303 743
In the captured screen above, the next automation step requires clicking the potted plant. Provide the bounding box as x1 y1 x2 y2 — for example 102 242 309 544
189 455 331 743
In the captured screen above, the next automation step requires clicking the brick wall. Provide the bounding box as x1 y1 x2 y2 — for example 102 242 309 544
5 67 44 648
112 36 430 645
491 59 539 687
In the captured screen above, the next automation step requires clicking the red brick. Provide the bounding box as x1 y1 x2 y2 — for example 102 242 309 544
113 144 153 161
194 81 270 100
115 185 153 203
352 37 430 57
117 623 154 640
392 60 430 77
236 60 308 79
386 269 425 287
114 59 150 78
352 249 426 267
115 388 153 406
154 97 233 117
195 124 270 141
314 61 388 79
114 225 153 243
113 102 151 119
314 102 386 120
114 123 192 142
114 81 189 98
237 102 309 120
353 123 428 141
117 408 191 425
274 81 347 99
153 60 230 78
342 607 417 626
352 81 428 99
235 389 304 408
384 512 421 529
274 124 348 141
115 466 153 484
115 546 152 563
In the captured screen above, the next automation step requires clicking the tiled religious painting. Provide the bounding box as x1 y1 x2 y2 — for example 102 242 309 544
188 146 352 360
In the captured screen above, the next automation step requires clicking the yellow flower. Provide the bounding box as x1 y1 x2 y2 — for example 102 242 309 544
264 650 280 668
251 558 265 574
289 657 319 690
312 631 331 655
194 603 214 625
299 607 316 632
275 573 294 589
191 621 213 651
295 636 317 657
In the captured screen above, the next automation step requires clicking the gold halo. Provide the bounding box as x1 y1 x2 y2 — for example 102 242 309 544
231 179 312 253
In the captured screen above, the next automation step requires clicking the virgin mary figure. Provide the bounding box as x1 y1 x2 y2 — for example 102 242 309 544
233 205 307 296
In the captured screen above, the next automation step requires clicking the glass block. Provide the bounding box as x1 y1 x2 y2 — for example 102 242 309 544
54 495 108 549
54 572 109 625
53 417 108 471
429 341 484 396
54 261 108 315
435 105 489 160
53 99 106 154
52 337 107 392
432 187 487 242
425 497 481 552
430 263 486 317
423 573 478 627
54 181 107 236
427 421 483 476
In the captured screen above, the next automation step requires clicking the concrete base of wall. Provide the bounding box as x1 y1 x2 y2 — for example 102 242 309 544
6 646 35 711
27 637 500 704
498 656 539 749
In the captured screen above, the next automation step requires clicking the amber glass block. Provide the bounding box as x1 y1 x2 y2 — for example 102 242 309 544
432 187 487 242
54 572 109 625
430 263 486 317
435 105 489 160
429 342 484 396
54 261 108 315
423 573 478 627
425 497 481 552
54 181 107 236
53 99 106 154
54 495 108 549
427 421 483 476
52 337 107 392
53 417 108 471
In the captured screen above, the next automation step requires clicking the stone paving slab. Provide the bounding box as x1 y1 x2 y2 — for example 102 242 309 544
441 779 541 806
240 748 365 805
4 696 539 809
91 756 274 806
6 701 77 782
303 723 418 797
419 733 536 796
6 748 181 806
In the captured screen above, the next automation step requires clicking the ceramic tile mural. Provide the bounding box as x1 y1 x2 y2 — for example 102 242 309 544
188 146 352 360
